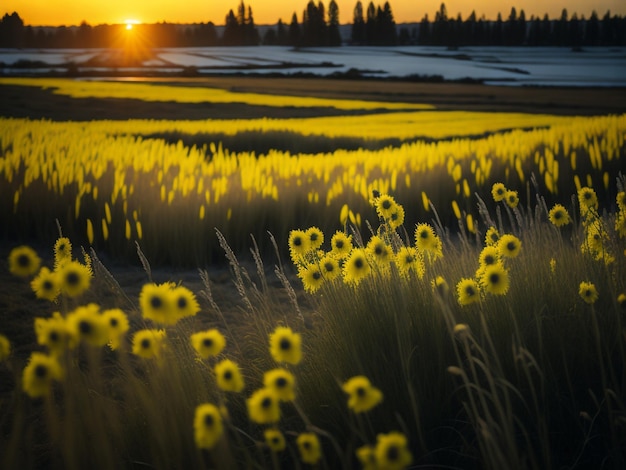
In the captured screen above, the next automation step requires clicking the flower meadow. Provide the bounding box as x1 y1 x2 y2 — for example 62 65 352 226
1 80 626 469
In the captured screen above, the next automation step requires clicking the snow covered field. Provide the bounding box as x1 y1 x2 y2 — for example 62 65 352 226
1 45 624 86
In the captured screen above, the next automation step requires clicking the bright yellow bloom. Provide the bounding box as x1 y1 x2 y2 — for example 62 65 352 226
387 204 405 230
8 245 41 277
269 326 302 365
343 248 371 285
194 403 223 450
319 254 341 281
457 278 481 306
498 234 522 259
34 313 69 356
214 358 244 392
395 246 424 279
342 375 383 413
548 204 571 227
478 246 500 269
30 267 60 301
132 329 166 359
579 281 599 304
139 283 175 325
289 229 310 261
53 237 72 269
0 334 10 362
57 260 92 298
299 263 324 293
376 194 398 219
374 431 413 470
297 432 322 465
22 352 63 398
66 304 109 347
171 285 200 321
305 227 324 251
578 186 598 211
414 223 437 252
102 308 129 350
247 387 280 424
505 190 519 208
330 231 353 259
263 368 296 402
191 329 226 359
356 445 377 470
485 226 500 246
491 183 507 202
264 428 286 452
480 263 510 295
366 235 392 265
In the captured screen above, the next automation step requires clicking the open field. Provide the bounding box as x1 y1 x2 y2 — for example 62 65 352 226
1 77 625 469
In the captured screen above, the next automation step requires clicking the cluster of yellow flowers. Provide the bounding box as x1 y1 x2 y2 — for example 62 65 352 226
289 194 444 293
577 186 622 266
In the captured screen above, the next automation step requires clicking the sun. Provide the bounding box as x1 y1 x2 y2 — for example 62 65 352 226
124 19 140 30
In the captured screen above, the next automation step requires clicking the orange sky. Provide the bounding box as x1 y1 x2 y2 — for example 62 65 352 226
3 1 625 26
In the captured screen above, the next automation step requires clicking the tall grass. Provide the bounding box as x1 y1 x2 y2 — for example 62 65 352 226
1 177 624 469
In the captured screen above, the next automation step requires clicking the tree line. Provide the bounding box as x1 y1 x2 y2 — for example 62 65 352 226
1 2 625 48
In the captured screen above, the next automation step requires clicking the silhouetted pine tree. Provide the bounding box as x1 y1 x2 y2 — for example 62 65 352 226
351 1 366 44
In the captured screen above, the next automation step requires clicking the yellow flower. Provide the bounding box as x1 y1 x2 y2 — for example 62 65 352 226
305 227 324 251
214 358 244 392
102 308 129 350
289 229 310 261
264 368 296 402
8 245 41 277
366 235 392 265
485 226 500 246
330 231 353 259
191 329 226 359
414 223 437 252
491 183 507 202
478 246 500 269
264 428 286 452
356 445 377 470
394 246 424 279
342 376 384 413
30 267 60 301
375 194 398 219
374 431 413 470
132 329 166 359
617 191 626 213
505 190 519 208
269 326 302 365
0 334 11 362
22 352 63 398
497 234 522 259
579 281 599 304
194 403 223 450
66 304 109 347
57 260 92 298
388 205 405 230
297 432 322 465
578 186 598 211
480 263 510 295
548 204 571 227
319 254 341 281
34 313 69 356
171 285 200 321
247 388 280 424
299 263 324 293
343 248 371 285
617 293 626 309
457 278 481 306
53 237 72 269
139 283 175 325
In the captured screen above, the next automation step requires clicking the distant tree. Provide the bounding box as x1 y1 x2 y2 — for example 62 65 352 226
328 0 342 46
0 12 24 47
276 19 288 45
352 1 366 44
585 10 599 45
222 9 239 45
365 2 377 44
379 2 397 45
418 14 430 44
288 12 301 46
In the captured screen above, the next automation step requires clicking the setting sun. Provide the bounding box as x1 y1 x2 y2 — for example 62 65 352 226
124 19 140 30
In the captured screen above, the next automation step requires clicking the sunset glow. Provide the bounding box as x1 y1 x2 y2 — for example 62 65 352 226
3 0 625 26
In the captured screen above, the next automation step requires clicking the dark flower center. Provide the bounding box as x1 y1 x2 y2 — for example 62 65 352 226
356 386 366 397
420 231 429 239
310 233 318 242
312 271 321 281
34 364 48 378
294 237 302 246
279 338 291 350
405 255 414 263
382 200 391 210
177 296 187 309
375 246 383 255
272 437 280 444
59 243 66 252
466 286 475 296
204 414 214 426
554 212 562 219
223 370 233 380
43 280 53 290
141 338 151 349
203 338 213 348
354 258 364 269
387 445 399 461
66 271 79 286
79 320 92 335
324 262 334 272
150 295 162 309
110 318 118 327
507 242 516 251
489 273 500 284
303 441 311 450
335 240 344 249
17 254 30 267
49 331 60 342
276 377 287 388
261 397 272 409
